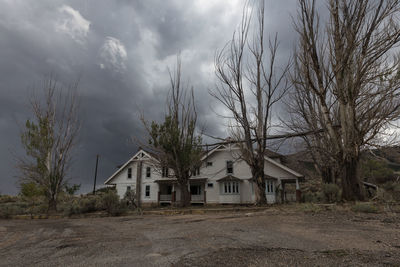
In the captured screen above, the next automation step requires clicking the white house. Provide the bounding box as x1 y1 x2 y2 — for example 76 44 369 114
104 143 304 205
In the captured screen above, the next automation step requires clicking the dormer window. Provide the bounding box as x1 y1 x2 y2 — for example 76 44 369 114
226 161 233 174
162 166 169 177
193 167 200 176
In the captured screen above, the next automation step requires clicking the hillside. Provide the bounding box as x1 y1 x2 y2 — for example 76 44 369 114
284 146 400 197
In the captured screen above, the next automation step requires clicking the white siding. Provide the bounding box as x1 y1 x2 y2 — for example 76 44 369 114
111 161 137 198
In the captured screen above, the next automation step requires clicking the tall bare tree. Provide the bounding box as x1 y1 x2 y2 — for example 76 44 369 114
141 57 203 207
288 0 400 200
18 77 80 211
212 0 291 204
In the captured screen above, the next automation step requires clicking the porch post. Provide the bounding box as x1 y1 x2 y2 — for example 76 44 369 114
281 182 285 203
172 184 175 203
188 182 191 201
157 191 160 205
296 179 301 202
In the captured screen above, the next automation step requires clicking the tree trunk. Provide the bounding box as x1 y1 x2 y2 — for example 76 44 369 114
47 196 57 213
321 166 339 184
254 171 267 205
179 179 191 207
341 157 365 201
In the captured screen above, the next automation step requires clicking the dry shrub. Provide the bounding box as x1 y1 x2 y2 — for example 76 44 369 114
352 202 379 213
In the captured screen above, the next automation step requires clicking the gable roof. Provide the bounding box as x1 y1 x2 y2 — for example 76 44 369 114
201 143 283 160
263 156 304 178
104 149 157 185
201 143 303 178
201 143 240 161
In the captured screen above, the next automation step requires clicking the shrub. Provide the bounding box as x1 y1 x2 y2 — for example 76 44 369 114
100 191 127 216
352 202 379 213
322 183 340 203
302 191 323 203
79 196 99 213
61 195 103 216
123 189 137 209
299 203 322 213
0 203 26 218
0 195 19 204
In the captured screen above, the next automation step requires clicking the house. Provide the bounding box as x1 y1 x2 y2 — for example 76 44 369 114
104 143 304 205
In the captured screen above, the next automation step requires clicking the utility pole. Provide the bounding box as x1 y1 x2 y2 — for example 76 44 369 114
93 154 99 195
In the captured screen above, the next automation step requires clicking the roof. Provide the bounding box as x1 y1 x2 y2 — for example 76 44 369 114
154 177 208 184
264 149 283 159
217 175 243 182
247 174 278 181
154 178 178 184
201 143 283 160
263 156 304 179
104 148 157 185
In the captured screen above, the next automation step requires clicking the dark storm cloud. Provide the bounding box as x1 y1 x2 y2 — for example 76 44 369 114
0 0 299 194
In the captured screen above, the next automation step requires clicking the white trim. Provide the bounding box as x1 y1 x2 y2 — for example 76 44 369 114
264 156 303 178
200 144 240 161
104 149 157 185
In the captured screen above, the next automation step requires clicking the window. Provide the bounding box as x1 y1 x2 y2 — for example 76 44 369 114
162 166 169 177
226 161 233 174
206 161 213 167
192 167 200 176
127 168 132 179
222 181 239 194
145 185 150 197
207 183 214 188
146 167 151 178
266 180 274 194
127 186 131 192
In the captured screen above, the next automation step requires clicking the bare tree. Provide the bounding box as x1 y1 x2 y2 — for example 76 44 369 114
141 57 203 207
288 0 400 200
212 0 291 204
17 77 80 211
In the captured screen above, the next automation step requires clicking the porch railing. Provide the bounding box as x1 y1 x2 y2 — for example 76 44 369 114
160 194 172 201
191 194 205 202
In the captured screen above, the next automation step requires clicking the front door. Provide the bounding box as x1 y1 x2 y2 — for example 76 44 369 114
190 185 201 195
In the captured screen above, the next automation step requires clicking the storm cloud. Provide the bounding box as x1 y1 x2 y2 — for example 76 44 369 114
0 0 297 194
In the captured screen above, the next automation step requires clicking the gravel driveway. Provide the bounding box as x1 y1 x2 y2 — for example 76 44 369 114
0 209 399 266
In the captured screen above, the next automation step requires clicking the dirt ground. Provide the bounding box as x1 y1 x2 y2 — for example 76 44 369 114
0 208 399 266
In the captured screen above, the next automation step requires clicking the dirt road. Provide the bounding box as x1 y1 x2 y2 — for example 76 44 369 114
0 209 399 266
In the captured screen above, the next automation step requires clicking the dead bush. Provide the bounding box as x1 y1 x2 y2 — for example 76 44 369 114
352 202 379 213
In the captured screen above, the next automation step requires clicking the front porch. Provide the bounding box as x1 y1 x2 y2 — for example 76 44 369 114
155 178 207 205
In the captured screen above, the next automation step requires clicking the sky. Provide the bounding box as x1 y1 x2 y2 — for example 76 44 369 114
0 0 299 195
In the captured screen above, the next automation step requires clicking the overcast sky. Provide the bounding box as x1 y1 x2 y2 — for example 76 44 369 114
0 0 299 195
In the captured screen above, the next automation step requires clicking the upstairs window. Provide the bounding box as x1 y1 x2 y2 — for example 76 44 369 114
206 161 213 167
192 167 200 176
127 167 132 179
226 161 233 174
146 167 151 178
162 166 169 177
